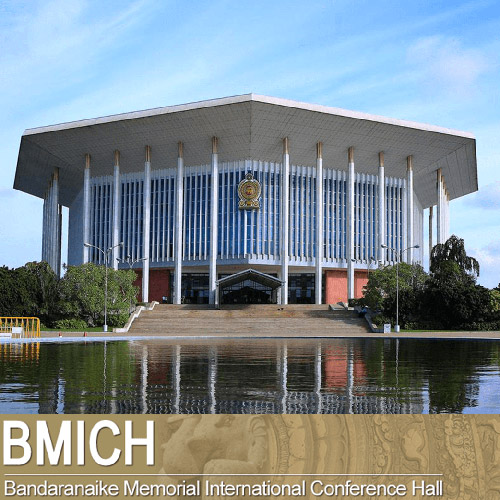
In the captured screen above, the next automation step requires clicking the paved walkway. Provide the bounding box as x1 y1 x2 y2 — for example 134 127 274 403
40 330 500 340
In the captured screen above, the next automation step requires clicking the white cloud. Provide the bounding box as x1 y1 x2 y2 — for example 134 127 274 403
0 0 152 106
466 181 500 210
470 241 500 288
406 35 491 96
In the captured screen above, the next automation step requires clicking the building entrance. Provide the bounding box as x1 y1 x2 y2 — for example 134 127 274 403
217 269 283 305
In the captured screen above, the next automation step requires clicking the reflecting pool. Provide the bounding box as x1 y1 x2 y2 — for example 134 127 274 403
1 338 500 414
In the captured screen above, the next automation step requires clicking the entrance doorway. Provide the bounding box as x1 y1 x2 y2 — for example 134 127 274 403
217 269 283 305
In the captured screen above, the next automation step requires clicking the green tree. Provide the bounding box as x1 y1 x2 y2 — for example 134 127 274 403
363 262 428 327
60 263 137 327
423 261 490 328
424 236 490 329
430 234 480 276
490 289 500 313
0 266 19 316
0 262 59 324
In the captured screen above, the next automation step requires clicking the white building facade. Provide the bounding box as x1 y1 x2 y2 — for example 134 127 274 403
14 95 477 305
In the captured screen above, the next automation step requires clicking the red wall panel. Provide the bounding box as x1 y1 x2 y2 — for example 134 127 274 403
132 268 171 303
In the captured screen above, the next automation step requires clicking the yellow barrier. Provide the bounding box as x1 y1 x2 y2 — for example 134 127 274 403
0 317 40 338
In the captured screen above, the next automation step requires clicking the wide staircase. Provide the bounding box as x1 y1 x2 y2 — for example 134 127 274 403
129 304 370 337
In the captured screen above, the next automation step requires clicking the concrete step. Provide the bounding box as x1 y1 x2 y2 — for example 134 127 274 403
129 304 370 336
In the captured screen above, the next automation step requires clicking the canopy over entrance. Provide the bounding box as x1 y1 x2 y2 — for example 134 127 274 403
216 269 283 306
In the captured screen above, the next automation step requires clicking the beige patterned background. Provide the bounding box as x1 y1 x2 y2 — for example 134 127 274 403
1 415 500 499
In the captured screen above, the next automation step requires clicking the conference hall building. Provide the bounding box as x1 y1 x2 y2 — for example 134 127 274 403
14 94 478 305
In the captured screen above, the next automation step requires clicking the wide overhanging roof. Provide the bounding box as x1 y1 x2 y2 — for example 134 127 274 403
14 94 477 208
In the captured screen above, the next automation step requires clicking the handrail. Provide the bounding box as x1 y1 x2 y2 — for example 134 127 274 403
0 317 40 338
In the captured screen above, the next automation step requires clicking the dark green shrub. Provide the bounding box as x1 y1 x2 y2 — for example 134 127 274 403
53 318 88 330
107 312 130 328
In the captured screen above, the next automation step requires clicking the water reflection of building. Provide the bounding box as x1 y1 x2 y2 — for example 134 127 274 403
0 340 424 414
121 341 423 414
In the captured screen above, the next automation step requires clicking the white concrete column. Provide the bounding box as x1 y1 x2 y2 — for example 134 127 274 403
378 152 385 263
174 142 184 305
281 138 290 305
51 168 61 276
428 205 433 263
142 146 151 303
112 150 121 270
445 189 450 241
209 137 218 305
445 182 449 241
47 179 53 268
57 204 62 276
83 153 91 263
406 155 414 263
42 187 48 263
347 147 355 300
315 142 323 304
436 169 443 244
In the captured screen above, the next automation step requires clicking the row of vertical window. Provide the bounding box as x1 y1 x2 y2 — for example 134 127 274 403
88 164 404 264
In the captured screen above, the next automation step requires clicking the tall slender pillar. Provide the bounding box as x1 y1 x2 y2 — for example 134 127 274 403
209 137 218 305
428 206 433 264
315 142 323 304
378 152 385 263
436 169 443 244
281 138 290 305
444 188 450 240
174 142 184 304
347 147 355 300
51 168 61 277
42 188 48 262
47 177 54 269
83 154 91 263
57 204 62 274
406 155 414 263
43 182 52 264
112 150 121 270
142 146 151 303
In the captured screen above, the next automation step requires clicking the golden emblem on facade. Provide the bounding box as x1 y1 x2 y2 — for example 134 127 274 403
238 172 261 210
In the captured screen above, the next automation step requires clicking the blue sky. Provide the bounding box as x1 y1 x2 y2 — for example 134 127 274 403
1 0 499 287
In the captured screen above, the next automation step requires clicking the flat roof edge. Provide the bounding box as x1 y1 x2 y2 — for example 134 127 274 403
23 93 475 140
23 94 255 136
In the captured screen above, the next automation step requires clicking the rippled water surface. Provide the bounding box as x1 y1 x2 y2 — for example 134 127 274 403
1 338 499 414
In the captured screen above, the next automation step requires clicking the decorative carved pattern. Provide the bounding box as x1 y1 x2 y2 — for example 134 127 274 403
157 415 500 499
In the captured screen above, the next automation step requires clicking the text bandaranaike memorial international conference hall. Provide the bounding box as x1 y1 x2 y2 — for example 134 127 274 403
14 94 477 305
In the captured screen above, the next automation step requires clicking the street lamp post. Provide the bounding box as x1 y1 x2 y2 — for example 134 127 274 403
380 243 419 333
117 254 147 269
84 242 123 332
